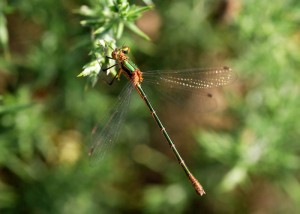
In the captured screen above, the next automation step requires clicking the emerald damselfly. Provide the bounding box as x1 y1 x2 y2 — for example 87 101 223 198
88 46 234 196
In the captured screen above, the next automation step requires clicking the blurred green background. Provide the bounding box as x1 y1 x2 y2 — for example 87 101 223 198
1 0 300 213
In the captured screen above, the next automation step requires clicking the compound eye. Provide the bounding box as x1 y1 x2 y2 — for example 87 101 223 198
111 51 116 59
122 46 130 54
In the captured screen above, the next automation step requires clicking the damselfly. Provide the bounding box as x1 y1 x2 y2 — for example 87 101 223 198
88 46 234 196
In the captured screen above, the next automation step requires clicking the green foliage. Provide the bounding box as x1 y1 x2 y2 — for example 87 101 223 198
1 0 300 213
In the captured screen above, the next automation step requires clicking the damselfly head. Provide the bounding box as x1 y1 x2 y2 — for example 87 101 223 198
111 46 130 61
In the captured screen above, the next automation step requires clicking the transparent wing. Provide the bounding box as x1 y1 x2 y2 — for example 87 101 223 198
142 66 235 112
88 82 134 165
142 66 235 90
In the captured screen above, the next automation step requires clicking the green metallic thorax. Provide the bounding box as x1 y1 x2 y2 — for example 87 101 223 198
122 59 139 73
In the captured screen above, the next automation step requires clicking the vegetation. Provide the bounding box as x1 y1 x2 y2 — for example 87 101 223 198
1 0 300 213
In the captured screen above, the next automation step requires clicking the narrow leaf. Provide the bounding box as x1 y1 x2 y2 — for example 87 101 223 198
127 5 153 18
93 22 114 35
116 22 124 39
0 14 8 48
125 22 150 41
